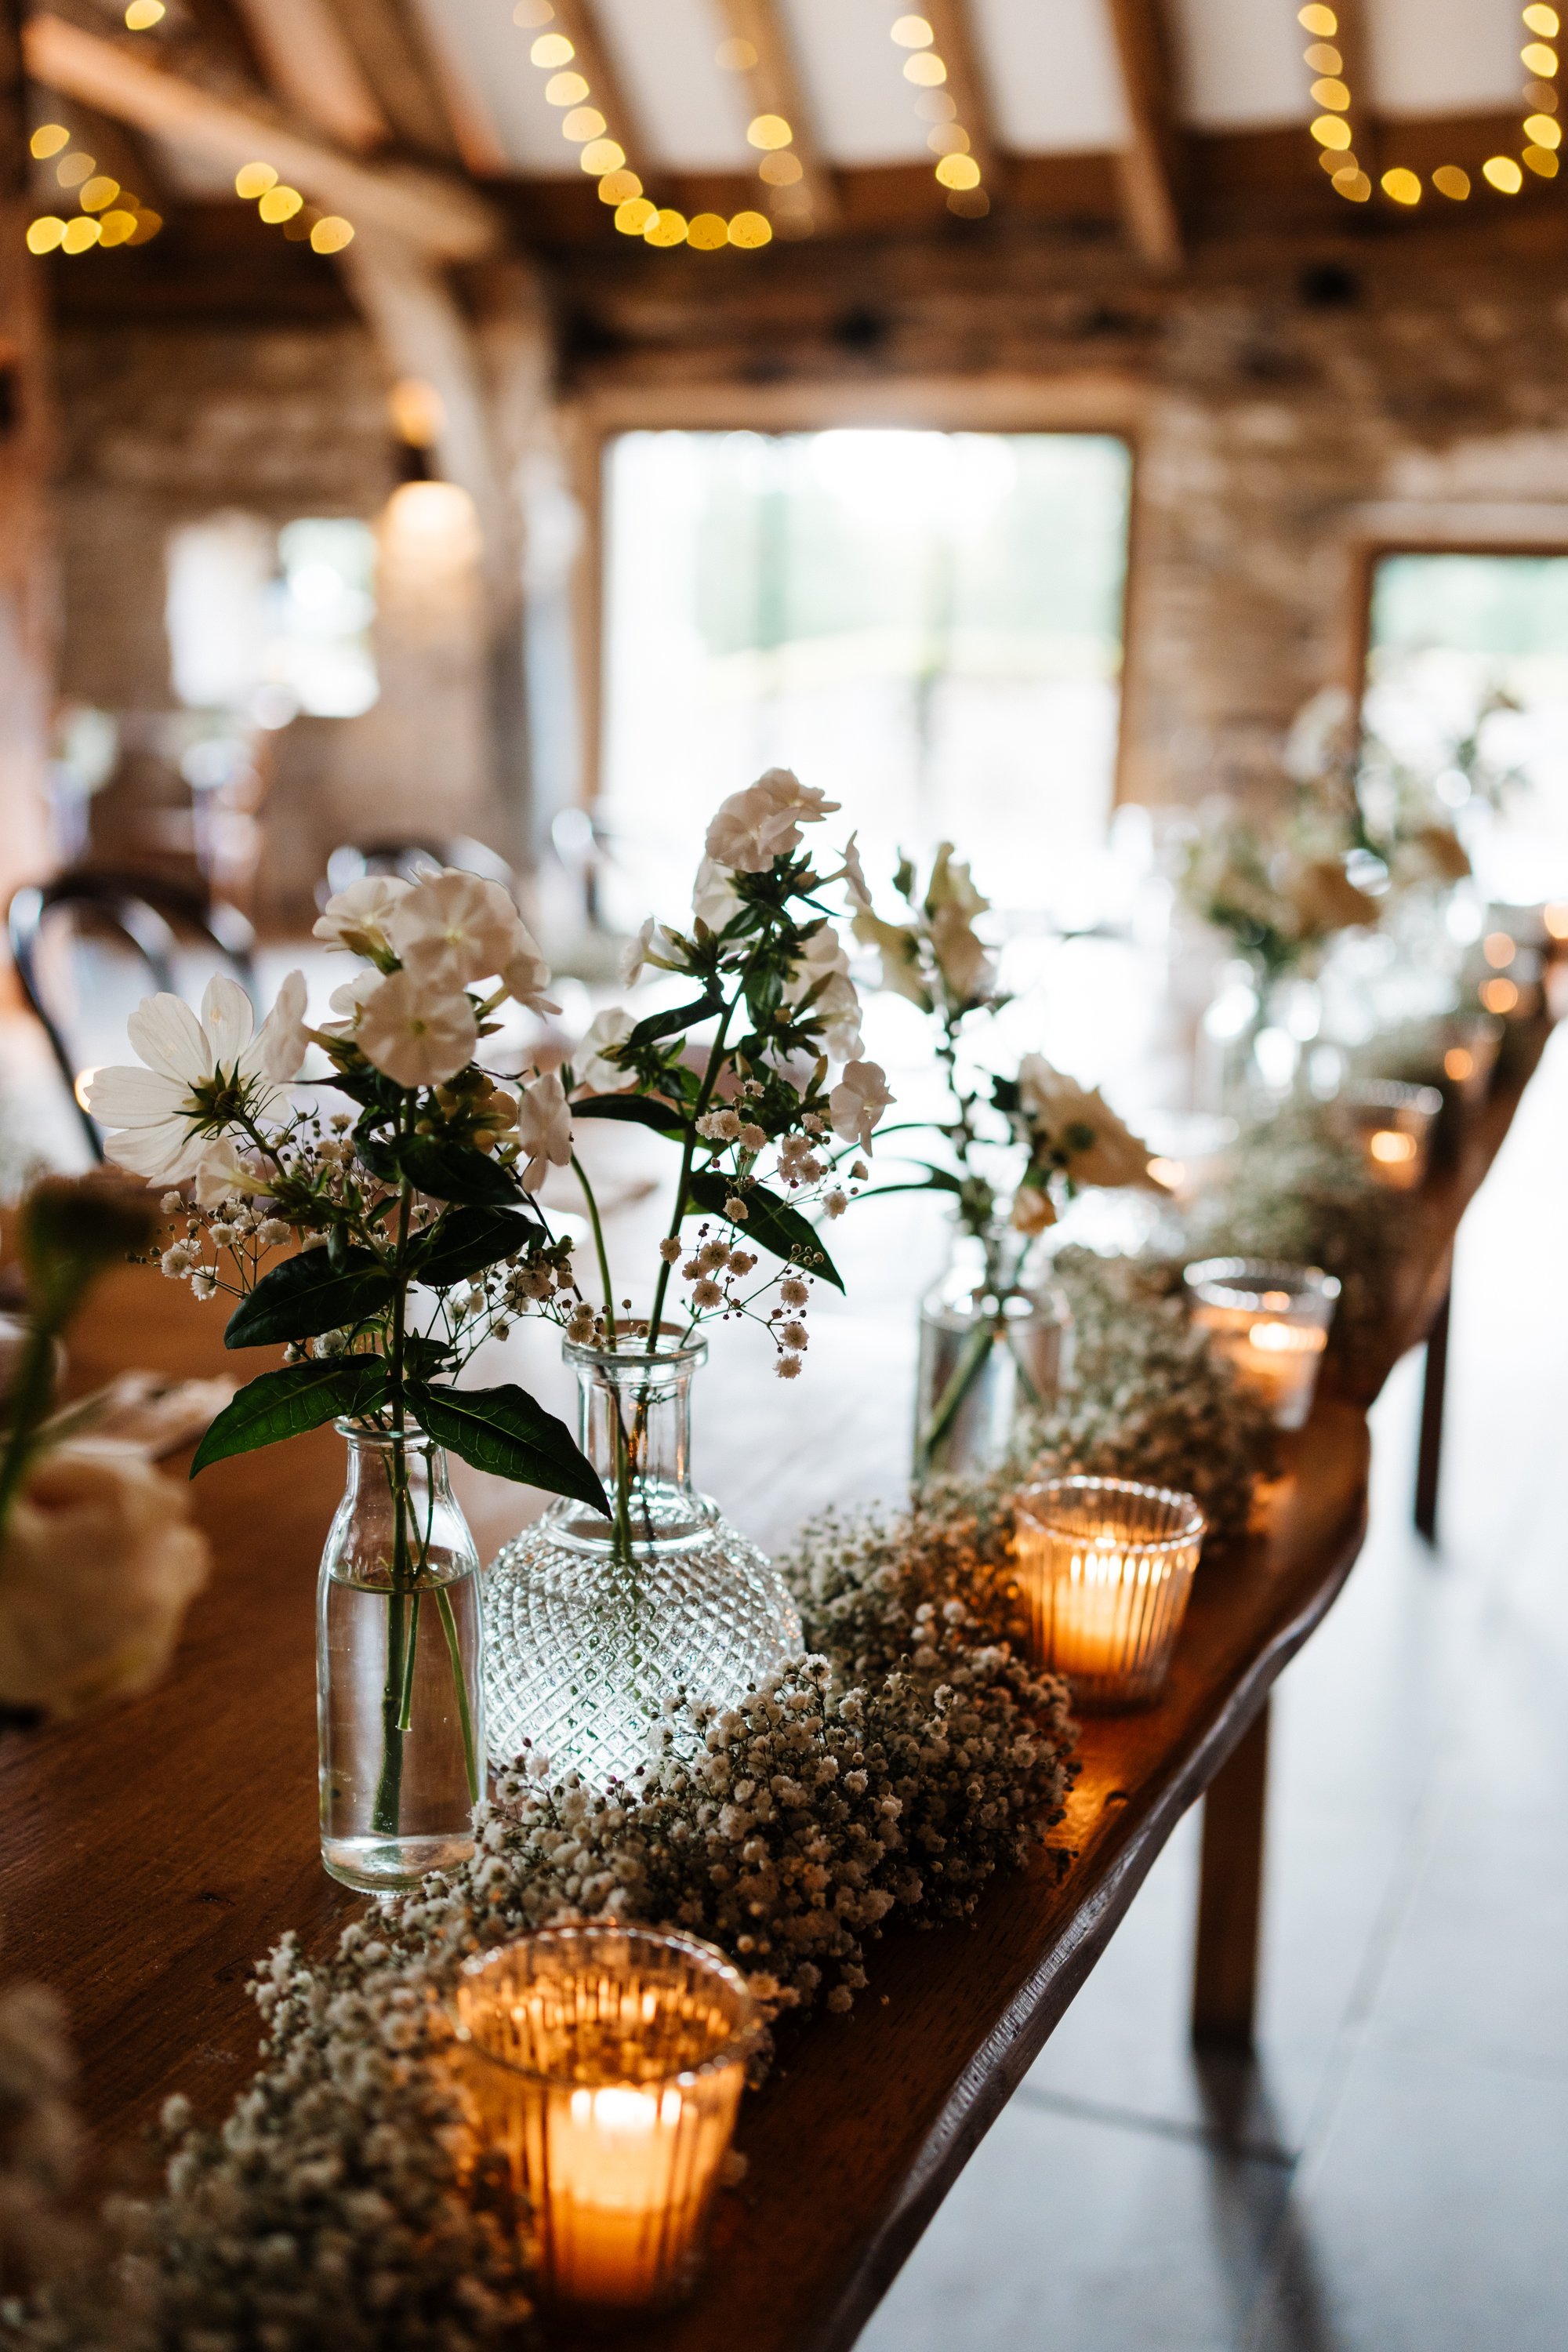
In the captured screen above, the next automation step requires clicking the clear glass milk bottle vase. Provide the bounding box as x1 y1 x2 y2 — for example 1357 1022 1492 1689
914 1228 1074 1480
484 1333 802 1791
317 1421 485 1894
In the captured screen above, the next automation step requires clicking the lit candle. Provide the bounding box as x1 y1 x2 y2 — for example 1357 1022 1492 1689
1185 1258 1339 1432
1341 1080 1441 1192
1014 1476 1205 1709
450 1926 751 2317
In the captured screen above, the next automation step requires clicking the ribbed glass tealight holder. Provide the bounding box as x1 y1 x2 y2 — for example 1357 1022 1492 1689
1014 1475 1206 1710
448 1925 753 2319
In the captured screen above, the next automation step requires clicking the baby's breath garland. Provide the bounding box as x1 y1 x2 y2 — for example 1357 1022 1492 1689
9 1494 1076 2352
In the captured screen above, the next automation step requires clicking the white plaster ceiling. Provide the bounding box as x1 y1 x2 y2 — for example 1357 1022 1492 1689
411 0 1541 179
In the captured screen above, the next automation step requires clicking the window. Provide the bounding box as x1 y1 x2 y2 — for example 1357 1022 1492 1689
597 429 1131 931
165 513 378 724
1365 550 1568 902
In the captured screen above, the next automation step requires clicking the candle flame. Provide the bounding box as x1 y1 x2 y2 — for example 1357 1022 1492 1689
1248 1319 1327 1355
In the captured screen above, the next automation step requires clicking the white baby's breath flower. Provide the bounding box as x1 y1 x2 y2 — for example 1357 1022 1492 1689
355 971 477 1089
779 1276 808 1306
824 1189 848 1218
728 1250 757 1275
189 1271 216 1301
691 1277 723 1310
740 1122 766 1151
87 976 282 1185
312 873 411 960
775 1353 803 1378
658 1236 682 1263
159 1190 183 1214
780 1321 808 1350
516 1071 572 1192
257 1217 291 1247
160 1244 193 1279
573 1007 636 1094
724 1194 748 1221
829 1058 894 1152
704 768 840 874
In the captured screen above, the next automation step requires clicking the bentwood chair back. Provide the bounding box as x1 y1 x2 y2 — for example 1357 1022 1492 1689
8 870 257 1160
319 836 514 909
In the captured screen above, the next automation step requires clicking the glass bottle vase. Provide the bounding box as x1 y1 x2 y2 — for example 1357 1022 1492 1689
482 1334 803 1792
914 1229 1074 1481
317 1421 485 1895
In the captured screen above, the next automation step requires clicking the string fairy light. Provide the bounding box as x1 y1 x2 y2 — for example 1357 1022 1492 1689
514 0 771 252
24 122 162 255
889 13 988 220
1300 2 1559 207
234 162 354 254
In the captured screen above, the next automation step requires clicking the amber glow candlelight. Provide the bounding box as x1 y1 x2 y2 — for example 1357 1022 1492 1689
1014 1477 1205 1709
1341 1080 1442 1192
1185 1258 1340 1430
449 1926 751 2317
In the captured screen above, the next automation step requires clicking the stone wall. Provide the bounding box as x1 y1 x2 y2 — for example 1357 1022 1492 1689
43 213 1568 924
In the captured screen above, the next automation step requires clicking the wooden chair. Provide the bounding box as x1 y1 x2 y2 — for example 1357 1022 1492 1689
8 869 257 1160
319 836 514 908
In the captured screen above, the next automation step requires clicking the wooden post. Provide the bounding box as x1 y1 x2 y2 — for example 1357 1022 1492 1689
1414 1277 1451 1544
1191 1697 1270 2049
0 0 59 975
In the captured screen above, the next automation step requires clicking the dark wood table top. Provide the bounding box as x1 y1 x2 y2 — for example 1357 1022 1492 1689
0 1018 1549 2350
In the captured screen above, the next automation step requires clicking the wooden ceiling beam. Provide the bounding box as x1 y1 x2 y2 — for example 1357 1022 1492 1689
24 11 499 258
1104 0 1184 269
227 0 390 154
546 0 648 181
713 0 840 233
317 0 465 164
921 0 1006 208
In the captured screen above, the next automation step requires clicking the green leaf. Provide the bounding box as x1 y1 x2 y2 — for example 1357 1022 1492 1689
862 1171 964 1198
377 1136 522 1205
191 1356 387 1475
408 1380 611 1515
571 1094 688 1140
409 1205 537 1289
223 1247 396 1349
625 991 724 1054
687 1172 844 1292
401 1334 456 1380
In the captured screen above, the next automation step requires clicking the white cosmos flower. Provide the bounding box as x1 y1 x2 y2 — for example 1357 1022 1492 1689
386 869 526 988
311 873 411 960
355 971 477 1088
516 1071 572 1192
574 1007 636 1094
86 975 281 1183
705 768 840 874
259 968 310 1083
829 1058 894 1152
1016 1054 1152 1189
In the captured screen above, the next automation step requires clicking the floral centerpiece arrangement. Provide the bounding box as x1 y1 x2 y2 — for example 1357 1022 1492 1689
85 770 892 1871
849 844 1150 1475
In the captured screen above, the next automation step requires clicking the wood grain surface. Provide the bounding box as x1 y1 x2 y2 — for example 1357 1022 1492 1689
0 1018 1548 2348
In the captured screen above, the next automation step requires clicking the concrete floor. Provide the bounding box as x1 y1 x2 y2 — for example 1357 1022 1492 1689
861 1028 1568 2352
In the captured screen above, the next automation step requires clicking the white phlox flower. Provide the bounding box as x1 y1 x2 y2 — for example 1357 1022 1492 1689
574 1007 637 1094
691 858 741 931
516 1071 572 1192
786 923 862 1063
829 1058 894 1153
704 768 841 874
355 970 478 1088
86 976 281 1183
385 869 529 989
1015 1054 1152 1189
311 873 412 960
620 916 682 985
327 967 380 1022
838 830 871 911
503 926 561 1016
851 905 931 1011
259 968 311 1083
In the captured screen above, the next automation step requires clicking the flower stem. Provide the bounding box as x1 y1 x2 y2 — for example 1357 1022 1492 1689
370 1156 414 1840
435 1581 481 1805
572 1152 617 1341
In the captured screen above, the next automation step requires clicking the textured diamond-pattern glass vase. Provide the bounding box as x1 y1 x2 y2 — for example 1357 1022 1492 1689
483 1334 802 1790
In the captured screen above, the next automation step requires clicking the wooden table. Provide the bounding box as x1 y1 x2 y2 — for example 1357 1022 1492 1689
0 1021 1549 2352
